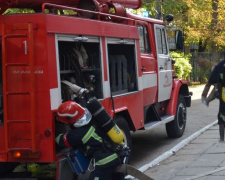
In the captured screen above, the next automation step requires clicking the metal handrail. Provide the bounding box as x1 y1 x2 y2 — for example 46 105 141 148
41 3 135 25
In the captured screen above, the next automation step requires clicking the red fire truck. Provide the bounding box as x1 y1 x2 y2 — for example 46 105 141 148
0 0 191 179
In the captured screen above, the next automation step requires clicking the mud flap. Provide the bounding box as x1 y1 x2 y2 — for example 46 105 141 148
115 164 154 180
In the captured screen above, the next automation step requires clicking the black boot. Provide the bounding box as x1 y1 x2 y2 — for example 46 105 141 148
219 124 224 142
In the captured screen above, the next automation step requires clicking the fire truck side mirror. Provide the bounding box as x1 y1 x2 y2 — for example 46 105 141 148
167 28 184 51
175 30 184 50
166 14 174 22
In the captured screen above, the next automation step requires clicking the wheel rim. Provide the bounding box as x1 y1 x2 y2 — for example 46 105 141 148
177 103 186 129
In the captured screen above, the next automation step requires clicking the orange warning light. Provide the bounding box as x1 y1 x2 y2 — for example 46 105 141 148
12 151 21 158
10 150 40 159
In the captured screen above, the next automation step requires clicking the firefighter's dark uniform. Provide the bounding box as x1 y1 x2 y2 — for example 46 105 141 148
57 123 121 180
208 60 225 125
204 60 225 141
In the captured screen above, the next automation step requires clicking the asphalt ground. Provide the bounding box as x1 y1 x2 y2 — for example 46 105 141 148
131 86 225 180
143 123 225 180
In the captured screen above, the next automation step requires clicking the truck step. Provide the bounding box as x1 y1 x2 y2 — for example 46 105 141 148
144 115 174 130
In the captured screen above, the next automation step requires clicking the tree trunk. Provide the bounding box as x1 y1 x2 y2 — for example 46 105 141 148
155 0 163 20
211 0 219 62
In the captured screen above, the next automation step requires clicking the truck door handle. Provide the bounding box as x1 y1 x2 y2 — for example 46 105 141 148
117 39 128 44
141 67 146 71
74 36 88 41
23 40 27 55
159 66 163 70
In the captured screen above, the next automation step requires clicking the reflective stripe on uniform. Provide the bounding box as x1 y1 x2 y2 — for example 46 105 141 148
220 73 223 80
82 126 96 144
94 178 99 180
220 113 225 121
86 145 91 151
96 153 118 166
92 133 102 143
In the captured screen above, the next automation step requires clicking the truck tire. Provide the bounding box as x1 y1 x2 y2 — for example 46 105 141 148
166 95 186 138
0 162 18 175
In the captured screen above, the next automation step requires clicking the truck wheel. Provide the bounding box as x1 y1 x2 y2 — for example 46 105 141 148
114 116 132 163
0 162 18 174
166 95 186 138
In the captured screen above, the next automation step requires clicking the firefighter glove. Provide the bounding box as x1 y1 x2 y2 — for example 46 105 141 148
201 97 209 107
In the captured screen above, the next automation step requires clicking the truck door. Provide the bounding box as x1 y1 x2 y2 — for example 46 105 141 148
154 24 172 102
137 21 157 106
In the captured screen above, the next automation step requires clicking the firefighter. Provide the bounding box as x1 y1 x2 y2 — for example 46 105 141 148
55 100 125 180
201 59 225 142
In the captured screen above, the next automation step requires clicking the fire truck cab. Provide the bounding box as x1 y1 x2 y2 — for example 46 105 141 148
0 0 191 179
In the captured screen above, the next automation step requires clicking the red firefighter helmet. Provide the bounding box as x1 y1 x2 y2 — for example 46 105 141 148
57 101 85 125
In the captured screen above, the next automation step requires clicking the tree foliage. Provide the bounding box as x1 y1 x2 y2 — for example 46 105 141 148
142 0 225 52
170 52 192 79
197 58 215 83
4 8 34 14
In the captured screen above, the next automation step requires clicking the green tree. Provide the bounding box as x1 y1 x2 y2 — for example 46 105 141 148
170 52 192 79
197 58 214 83
142 0 225 56
4 8 34 14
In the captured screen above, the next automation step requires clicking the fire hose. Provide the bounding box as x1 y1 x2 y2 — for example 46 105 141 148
115 164 154 180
